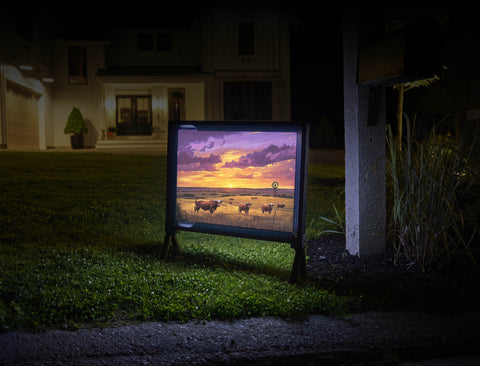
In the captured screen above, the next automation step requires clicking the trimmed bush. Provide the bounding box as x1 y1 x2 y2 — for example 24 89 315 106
64 107 88 135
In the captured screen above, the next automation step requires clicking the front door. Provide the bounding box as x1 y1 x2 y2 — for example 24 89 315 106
116 95 152 136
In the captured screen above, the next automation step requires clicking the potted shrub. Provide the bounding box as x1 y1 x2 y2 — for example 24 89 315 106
64 107 88 149
107 126 117 139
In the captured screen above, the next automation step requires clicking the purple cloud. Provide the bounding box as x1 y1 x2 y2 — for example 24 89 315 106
223 144 296 169
177 149 222 171
176 130 227 171
178 130 226 154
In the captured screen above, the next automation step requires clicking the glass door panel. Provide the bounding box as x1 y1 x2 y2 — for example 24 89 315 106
116 96 133 136
135 96 152 135
116 95 152 136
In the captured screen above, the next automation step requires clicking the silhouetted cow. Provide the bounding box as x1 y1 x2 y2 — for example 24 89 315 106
238 202 253 214
194 199 222 214
277 204 285 209
262 203 275 214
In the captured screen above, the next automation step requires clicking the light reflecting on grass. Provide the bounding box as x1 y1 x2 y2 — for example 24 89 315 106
0 152 345 330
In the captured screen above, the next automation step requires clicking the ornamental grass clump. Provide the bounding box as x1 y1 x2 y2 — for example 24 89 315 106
386 117 479 272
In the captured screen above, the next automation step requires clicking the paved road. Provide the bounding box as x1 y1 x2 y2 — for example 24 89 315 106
400 358 480 365
1 311 480 365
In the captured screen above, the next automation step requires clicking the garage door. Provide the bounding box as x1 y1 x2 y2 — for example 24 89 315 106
6 82 39 149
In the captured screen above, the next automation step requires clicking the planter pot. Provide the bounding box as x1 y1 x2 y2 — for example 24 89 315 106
70 134 85 149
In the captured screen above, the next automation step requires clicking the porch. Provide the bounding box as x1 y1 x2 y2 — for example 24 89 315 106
95 136 167 153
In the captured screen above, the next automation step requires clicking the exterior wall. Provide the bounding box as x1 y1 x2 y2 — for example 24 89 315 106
202 9 284 72
50 41 106 148
204 77 290 122
0 11 55 150
5 82 39 149
1 5 293 149
102 81 205 139
202 7 292 122
91 22 208 144
0 65 53 150
106 27 202 68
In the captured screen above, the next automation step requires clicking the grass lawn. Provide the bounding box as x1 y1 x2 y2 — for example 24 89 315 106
0 151 346 331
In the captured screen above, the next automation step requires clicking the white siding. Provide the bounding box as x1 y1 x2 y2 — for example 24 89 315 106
0 5 292 149
51 41 106 148
106 27 202 67
6 82 39 149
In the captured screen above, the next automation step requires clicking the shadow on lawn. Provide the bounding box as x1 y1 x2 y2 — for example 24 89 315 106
114 235 480 314
125 240 293 281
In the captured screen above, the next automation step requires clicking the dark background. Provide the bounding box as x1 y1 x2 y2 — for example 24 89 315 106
10 2 347 148
14 3 474 150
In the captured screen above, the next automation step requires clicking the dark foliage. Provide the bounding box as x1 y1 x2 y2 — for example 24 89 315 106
306 234 480 313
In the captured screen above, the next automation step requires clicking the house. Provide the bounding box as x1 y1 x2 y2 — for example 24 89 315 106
0 4 297 151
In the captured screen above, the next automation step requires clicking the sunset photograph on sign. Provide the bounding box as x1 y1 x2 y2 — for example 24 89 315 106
177 130 297 189
175 129 298 232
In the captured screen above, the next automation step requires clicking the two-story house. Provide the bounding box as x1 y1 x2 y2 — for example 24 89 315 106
0 4 296 151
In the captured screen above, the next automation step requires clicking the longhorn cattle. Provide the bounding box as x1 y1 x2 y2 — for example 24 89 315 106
238 202 253 214
277 204 285 209
262 203 275 214
194 199 222 214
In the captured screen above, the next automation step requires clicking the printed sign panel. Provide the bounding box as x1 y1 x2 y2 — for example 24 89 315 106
165 121 309 244
176 129 297 232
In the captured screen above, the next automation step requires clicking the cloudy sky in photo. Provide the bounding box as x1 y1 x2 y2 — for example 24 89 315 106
177 130 297 189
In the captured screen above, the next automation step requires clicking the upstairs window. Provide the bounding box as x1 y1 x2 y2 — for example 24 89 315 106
238 22 255 56
137 33 173 52
138 33 154 51
68 47 87 85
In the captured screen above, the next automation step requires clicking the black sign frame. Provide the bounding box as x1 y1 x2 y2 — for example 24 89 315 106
162 120 309 283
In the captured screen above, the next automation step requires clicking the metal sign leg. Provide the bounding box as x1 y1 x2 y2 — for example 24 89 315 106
161 232 179 260
289 237 306 284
